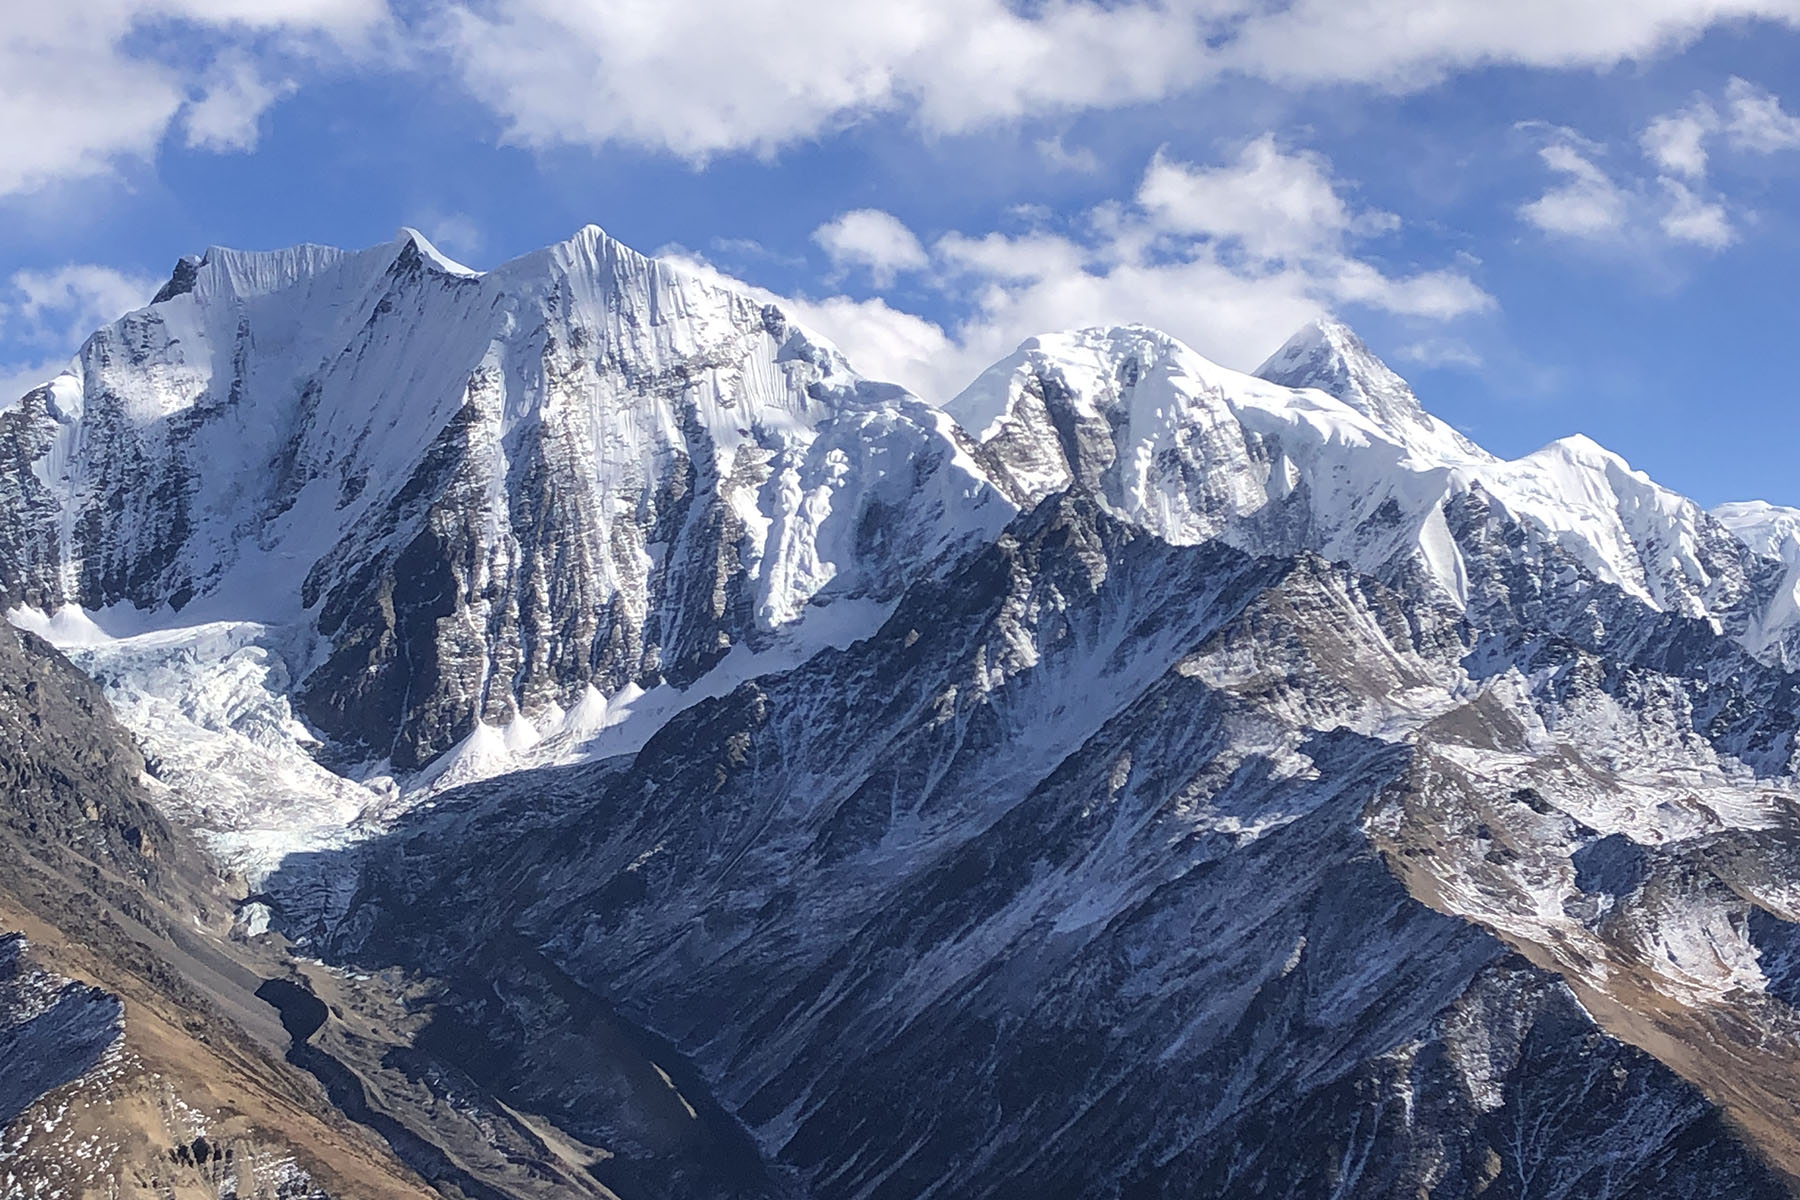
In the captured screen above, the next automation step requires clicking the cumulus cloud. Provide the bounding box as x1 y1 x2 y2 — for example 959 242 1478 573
1659 178 1736 248
436 0 1207 161
0 1 388 196
780 294 960 397
1220 0 1800 88
1639 77 1800 178
1138 137 1399 263
814 210 930 287
10 2 1800 197
1530 78 1800 254
430 0 1800 161
775 139 1490 401
8 265 158 346
1641 101 1718 178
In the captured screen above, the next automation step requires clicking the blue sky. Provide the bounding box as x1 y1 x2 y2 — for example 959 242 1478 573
3 2 1799 508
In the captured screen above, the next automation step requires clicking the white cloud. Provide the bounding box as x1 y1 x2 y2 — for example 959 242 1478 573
0 2 388 197
1520 141 1629 238
1137 136 1397 263
416 210 484 261
430 0 1800 161
1037 136 1102 174
1220 0 1800 89
436 0 1206 161
1521 131 1744 252
783 140 1489 401
1525 80 1800 255
10 3 1800 200
1396 338 1484 370
185 53 296 152
0 14 184 196
1659 178 1736 247
1637 78 1800 183
1323 258 1492 319
1723 76 1800 152
813 210 931 287
1641 100 1718 178
782 294 959 394
7 264 159 347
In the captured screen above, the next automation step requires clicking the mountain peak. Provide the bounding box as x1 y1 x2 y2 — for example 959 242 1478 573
396 227 481 277
1254 317 1439 446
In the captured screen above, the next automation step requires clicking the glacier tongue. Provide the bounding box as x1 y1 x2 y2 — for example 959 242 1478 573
6 611 395 884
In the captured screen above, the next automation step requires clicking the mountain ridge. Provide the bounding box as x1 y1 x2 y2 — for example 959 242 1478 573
8 225 1800 865
10 224 1800 1198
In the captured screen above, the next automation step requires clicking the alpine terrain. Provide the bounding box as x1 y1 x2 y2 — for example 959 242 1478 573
6 226 1800 1198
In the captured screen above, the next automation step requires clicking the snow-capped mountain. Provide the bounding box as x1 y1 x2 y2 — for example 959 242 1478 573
0 227 1010 769
0 227 1013 874
951 322 1789 664
10 226 1800 1199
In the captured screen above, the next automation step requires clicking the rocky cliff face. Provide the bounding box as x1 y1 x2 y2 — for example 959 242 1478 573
11 226 1800 1199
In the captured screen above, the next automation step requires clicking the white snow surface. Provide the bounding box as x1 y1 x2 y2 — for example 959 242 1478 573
1715 499 1800 657
9 611 390 884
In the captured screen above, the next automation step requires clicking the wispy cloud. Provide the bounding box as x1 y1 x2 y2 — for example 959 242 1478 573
1397 338 1485 371
415 210 485 262
1037 136 1101 174
1520 138 1630 239
1523 78 1800 255
184 53 297 153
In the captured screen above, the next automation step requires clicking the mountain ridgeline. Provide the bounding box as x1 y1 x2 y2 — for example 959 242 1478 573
7 227 1800 1198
